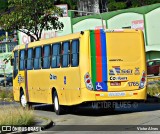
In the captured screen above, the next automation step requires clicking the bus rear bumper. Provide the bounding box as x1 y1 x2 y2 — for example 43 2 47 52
81 88 147 102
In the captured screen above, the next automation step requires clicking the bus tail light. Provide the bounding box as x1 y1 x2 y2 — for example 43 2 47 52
84 73 93 90
139 71 146 89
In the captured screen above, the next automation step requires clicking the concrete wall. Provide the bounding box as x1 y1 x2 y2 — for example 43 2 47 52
107 13 144 29
145 8 160 46
73 18 106 33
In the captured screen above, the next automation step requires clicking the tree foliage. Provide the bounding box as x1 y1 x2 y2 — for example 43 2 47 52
0 0 8 12
108 0 127 11
0 0 64 41
129 0 160 7
112 0 160 10
99 0 160 11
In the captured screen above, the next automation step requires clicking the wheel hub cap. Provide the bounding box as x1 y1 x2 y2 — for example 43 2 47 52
21 95 27 107
54 96 59 111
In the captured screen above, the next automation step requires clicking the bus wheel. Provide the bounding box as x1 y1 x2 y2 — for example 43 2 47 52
20 92 31 109
53 91 63 115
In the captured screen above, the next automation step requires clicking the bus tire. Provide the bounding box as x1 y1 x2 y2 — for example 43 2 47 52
20 91 32 109
53 91 64 115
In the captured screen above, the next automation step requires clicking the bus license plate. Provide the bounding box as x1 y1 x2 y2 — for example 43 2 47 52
110 82 121 86
108 92 126 97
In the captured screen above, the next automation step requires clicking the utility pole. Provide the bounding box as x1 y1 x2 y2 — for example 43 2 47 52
4 31 8 88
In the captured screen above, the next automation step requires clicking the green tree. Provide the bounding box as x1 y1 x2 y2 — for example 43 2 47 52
130 0 160 7
131 0 147 7
0 0 8 12
107 0 160 11
117 0 160 8
0 0 64 41
108 0 127 11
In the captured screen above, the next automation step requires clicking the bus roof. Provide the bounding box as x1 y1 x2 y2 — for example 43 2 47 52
13 31 82 51
13 29 141 51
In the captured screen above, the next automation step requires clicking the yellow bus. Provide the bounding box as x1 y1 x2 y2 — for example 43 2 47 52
12 29 147 115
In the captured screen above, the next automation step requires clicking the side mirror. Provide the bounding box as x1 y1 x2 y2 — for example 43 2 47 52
10 58 14 66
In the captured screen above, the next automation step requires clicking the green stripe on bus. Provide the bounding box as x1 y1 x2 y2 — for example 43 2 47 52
90 30 97 90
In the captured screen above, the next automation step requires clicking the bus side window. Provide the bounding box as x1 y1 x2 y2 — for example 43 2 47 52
71 39 79 67
27 48 33 70
34 47 42 69
19 50 26 70
43 45 51 69
62 41 70 67
51 43 61 68
13 51 18 78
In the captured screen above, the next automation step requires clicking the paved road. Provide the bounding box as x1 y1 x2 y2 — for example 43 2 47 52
32 102 160 134
0 101 18 106
1 101 160 134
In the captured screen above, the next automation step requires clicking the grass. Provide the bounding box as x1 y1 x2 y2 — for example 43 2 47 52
147 82 160 96
0 105 35 126
0 87 13 101
0 87 35 126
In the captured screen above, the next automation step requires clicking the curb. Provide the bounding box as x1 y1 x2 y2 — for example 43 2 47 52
146 98 160 103
10 116 53 134
37 116 53 130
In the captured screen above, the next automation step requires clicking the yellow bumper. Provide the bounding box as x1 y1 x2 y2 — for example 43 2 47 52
81 87 147 102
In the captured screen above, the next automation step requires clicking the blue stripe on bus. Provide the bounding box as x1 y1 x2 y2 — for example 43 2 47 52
100 29 108 91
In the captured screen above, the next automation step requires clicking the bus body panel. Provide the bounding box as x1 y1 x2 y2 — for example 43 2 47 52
13 74 21 101
89 30 146 94
106 30 146 92
13 32 82 105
